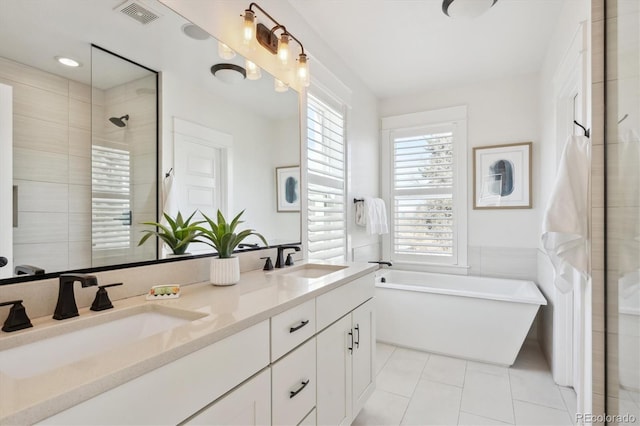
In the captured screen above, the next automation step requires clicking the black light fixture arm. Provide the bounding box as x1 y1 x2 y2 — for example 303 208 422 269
247 2 305 55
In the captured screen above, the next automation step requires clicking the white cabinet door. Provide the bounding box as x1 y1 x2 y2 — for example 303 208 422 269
184 369 270 426
351 299 375 417
316 315 352 426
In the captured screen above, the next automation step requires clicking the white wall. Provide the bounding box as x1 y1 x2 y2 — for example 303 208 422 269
159 0 381 261
379 74 541 280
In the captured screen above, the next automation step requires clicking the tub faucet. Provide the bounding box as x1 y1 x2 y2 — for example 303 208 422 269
275 245 301 268
53 273 98 320
369 260 393 267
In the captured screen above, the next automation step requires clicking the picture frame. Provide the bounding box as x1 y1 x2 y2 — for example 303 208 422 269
276 166 301 212
473 142 532 209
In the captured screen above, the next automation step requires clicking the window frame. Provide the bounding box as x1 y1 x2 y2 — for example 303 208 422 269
381 106 468 272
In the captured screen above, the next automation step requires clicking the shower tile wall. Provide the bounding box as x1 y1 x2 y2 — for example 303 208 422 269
0 56 91 273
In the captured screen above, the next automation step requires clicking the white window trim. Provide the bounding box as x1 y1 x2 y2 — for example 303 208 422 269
381 106 468 273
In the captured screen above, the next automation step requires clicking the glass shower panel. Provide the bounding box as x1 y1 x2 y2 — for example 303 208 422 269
606 0 640 420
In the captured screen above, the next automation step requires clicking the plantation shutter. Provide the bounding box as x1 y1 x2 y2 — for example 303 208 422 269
392 130 455 260
92 145 131 250
306 94 346 261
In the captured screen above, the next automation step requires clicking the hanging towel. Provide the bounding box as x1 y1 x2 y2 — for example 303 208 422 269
541 135 591 293
355 200 366 227
363 197 389 235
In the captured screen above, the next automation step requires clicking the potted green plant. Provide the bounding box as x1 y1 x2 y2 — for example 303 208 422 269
138 211 203 256
197 210 268 285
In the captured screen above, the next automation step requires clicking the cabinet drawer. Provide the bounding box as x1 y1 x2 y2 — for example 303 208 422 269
316 273 374 331
184 369 271 425
271 299 315 361
272 338 316 426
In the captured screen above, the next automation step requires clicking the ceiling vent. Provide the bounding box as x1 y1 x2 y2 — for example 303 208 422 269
115 1 161 25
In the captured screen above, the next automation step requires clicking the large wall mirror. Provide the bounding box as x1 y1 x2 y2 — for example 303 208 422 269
0 0 301 283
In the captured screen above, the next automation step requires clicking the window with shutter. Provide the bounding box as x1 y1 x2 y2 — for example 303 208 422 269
92 145 131 251
382 106 468 269
306 94 346 261
393 130 454 259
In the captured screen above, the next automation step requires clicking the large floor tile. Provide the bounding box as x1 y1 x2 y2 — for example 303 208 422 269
377 348 430 397
513 400 572 425
458 412 513 425
377 342 396 374
467 360 509 377
422 354 467 387
353 389 409 426
461 369 514 424
401 379 462 425
509 368 566 410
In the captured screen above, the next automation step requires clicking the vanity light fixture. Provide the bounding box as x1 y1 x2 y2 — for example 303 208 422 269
218 42 236 60
245 59 262 80
274 78 289 92
55 56 81 67
442 0 498 18
241 3 310 87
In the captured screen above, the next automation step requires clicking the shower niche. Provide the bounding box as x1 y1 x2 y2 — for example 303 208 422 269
89 46 158 267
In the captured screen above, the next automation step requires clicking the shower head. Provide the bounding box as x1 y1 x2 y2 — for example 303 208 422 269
109 114 129 128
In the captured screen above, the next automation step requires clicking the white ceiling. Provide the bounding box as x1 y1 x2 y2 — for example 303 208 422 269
288 0 565 99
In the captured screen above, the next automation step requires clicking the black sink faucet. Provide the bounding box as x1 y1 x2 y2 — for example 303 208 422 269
275 245 301 268
53 273 98 320
369 260 393 267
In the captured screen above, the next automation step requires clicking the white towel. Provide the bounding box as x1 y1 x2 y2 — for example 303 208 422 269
355 201 366 227
541 135 591 293
363 197 389 235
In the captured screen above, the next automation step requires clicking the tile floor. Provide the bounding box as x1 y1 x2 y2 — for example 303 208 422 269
353 340 577 426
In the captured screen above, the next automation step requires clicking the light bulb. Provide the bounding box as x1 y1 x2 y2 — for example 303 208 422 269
274 78 289 93
242 9 255 45
297 53 310 87
217 42 236 60
278 33 290 66
245 59 262 80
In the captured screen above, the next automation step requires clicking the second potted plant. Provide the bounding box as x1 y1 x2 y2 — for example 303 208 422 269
138 211 202 256
197 210 268 285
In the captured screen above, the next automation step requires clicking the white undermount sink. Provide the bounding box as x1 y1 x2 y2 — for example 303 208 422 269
272 263 348 279
0 306 205 379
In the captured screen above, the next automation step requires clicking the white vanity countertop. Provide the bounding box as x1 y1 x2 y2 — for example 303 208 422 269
0 261 377 425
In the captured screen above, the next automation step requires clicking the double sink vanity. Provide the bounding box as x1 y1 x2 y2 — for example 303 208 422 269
0 261 377 425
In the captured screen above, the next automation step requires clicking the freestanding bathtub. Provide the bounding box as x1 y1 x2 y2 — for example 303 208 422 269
375 270 547 366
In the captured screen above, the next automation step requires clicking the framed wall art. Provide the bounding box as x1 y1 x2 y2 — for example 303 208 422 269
276 166 300 212
473 142 532 209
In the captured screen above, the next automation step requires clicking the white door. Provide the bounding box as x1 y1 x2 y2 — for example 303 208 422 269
183 369 271 426
0 83 13 278
172 118 232 255
316 315 352 426
351 299 375 417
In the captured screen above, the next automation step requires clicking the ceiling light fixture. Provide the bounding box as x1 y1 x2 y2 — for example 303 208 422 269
442 0 498 18
55 56 81 67
211 63 246 84
241 3 310 87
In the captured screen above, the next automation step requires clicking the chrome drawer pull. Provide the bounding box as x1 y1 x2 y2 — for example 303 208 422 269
289 379 310 399
289 320 309 333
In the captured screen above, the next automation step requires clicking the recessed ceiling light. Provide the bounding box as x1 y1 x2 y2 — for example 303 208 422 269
182 23 210 40
55 56 81 67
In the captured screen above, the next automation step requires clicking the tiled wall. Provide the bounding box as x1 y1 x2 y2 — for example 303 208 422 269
0 57 92 273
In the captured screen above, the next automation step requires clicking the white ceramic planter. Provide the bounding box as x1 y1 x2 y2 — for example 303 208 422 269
210 256 240 286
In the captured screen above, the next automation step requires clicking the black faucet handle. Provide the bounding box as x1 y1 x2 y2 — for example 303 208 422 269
0 300 33 332
285 253 295 266
260 256 274 271
90 283 122 312
368 260 393 267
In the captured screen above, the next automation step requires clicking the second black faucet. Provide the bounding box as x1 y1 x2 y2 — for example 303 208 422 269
275 245 301 268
